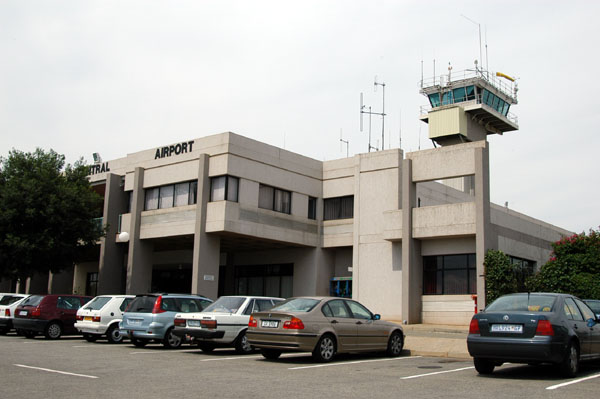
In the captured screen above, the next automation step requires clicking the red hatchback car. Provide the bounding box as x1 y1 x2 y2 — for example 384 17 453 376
13 294 92 339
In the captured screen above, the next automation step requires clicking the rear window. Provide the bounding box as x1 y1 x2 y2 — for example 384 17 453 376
120 298 134 312
21 295 44 307
0 295 25 306
270 298 320 313
203 297 246 313
83 297 112 311
127 296 158 313
486 294 556 313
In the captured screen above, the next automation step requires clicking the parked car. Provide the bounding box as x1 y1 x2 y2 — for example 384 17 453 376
583 299 600 319
0 294 29 334
13 294 93 339
173 295 284 353
120 293 212 348
247 296 405 362
75 295 135 343
467 292 600 377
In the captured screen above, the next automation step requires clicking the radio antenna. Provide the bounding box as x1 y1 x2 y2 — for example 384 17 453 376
360 77 386 153
339 128 349 157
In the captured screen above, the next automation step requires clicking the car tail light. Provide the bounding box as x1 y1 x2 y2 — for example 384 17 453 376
76 315 83 321
152 296 166 314
283 317 304 330
31 307 41 318
535 319 554 336
5 309 10 317
92 316 101 323
174 318 186 327
200 320 217 329
248 316 257 327
468 318 480 334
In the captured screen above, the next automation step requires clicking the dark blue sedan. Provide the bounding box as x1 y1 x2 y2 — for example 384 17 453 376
467 293 600 377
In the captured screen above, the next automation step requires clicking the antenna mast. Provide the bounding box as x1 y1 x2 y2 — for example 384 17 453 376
360 77 386 153
339 128 349 157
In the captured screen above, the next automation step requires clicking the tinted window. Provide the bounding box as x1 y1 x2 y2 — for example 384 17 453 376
119 298 133 312
321 303 334 317
21 295 44 307
585 300 600 314
564 298 584 321
327 300 350 318
574 298 595 321
486 294 556 313
83 297 111 311
346 300 372 320
271 298 320 313
57 296 83 310
160 298 178 312
204 297 246 313
127 296 157 313
0 295 25 306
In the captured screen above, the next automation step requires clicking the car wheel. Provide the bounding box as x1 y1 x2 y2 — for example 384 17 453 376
386 330 404 357
474 358 495 374
163 328 182 349
131 337 148 347
106 324 123 344
312 334 336 363
234 330 254 354
45 322 62 340
260 349 282 360
560 341 579 377
198 342 215 353
83 333 99 342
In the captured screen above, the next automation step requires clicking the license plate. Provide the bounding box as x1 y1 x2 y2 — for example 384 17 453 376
127 319 142 326
84 316 93 321
261 320 279 328
19 310 27 316
491 324 523 333
187 320 200 327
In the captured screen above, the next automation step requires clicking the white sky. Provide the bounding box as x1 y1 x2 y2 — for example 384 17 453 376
1 1 598 234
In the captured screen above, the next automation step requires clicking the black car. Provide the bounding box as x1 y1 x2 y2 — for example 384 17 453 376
467 293 600 377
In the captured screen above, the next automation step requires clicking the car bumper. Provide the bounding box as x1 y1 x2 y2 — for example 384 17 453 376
74 321 108 335
120 328 165 340
0 318 13 329
172 327 225 339
467 335 565 364
13 318 49 333
247 330 319 352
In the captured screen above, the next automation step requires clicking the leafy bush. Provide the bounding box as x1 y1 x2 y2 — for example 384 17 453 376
484 249 518 304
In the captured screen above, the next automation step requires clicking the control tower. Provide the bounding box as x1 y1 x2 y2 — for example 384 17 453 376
419 64 518 146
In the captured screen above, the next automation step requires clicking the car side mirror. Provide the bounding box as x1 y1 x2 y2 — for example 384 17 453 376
373 314 381 320
587 318 597 328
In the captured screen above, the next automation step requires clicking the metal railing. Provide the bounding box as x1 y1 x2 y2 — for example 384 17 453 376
420 68 517 101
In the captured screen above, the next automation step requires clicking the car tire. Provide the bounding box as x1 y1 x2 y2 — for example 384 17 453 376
198 342 215 353
106 324 123 344
474 358 495 375
234 330 254 354
163 327 182 349
83 333 99 342
45 322 62 340
386 330 404 357
312 334 336 363
131 337 148 347
560 341 579 378
260 349 282 360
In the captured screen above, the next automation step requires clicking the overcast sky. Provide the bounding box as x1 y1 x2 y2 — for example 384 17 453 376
1 1 598 234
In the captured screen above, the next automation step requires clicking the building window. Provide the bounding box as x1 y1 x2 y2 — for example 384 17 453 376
509 256 536 291
210 176 239 202
308 197 317 220
323 196 354 220
86 272 98 297
258 184 291 214
235 264 293 298
144 181 198 211
423 254 476 295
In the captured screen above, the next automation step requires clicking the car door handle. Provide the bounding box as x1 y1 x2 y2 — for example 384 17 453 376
331 320 338 324
356 321 363 325
573 324 578 329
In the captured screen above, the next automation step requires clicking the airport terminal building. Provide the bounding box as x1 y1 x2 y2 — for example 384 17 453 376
4 70 571 325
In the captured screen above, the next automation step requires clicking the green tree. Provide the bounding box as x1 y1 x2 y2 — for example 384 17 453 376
0 149 104 284
485 249 518 304
526 228 600 299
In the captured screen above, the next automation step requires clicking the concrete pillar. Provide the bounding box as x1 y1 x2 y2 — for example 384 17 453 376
48 267 75 294
475 143 492 311
98 173 128 294
402 159 422 324
351 156 361 301
126 167 154 294
191 154 221 299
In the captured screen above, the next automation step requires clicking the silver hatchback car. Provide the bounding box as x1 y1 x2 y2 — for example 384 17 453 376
120 293 212 348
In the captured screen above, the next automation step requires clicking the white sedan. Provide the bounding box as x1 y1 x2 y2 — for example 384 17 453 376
173 296 283 353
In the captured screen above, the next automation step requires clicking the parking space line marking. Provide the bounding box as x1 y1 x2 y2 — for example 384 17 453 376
130 349 200 354
546 372 600 390
14 364 98 379
288 356 422 370
401 366 474 379
201 355 264 362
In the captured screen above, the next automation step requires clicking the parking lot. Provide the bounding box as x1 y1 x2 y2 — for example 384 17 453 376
1 332 599 399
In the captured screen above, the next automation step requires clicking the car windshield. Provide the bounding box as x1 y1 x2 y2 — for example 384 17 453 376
83 297 112 311
126 296 157 313
486 294 556 313
270 298 320 313
21 295 44 307
202 297 246 313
